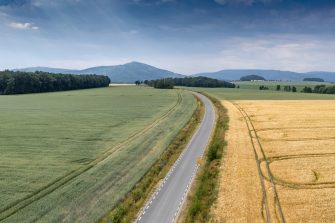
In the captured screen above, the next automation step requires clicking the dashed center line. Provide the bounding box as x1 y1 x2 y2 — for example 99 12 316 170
134 92 215 223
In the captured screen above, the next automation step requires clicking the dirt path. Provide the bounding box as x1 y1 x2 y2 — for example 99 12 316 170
211 101 264 222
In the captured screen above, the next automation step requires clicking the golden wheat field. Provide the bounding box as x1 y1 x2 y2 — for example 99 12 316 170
213 100 335 223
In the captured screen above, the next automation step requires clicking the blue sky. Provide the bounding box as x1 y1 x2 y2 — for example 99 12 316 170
1 0 335 74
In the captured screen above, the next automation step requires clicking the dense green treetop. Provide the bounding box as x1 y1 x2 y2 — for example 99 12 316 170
0 70 110 95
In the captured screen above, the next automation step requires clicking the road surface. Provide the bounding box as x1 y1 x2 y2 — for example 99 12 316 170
136 92 216 223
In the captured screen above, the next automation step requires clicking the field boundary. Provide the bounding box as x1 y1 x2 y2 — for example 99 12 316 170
0 90 184 222
100 92 204 223
178 92 227 223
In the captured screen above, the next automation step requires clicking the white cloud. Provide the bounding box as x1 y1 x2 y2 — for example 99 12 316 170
148 35 335 74
31 0 81 7
8 22 39 30
214 35 335 72
0 11 8 17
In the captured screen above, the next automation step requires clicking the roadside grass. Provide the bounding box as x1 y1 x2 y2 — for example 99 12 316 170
100 94 204 223
0 86 196 222
180 87 335 100
180 93 229 223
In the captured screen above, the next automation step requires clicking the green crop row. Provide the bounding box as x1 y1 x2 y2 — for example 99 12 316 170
0 86 196 223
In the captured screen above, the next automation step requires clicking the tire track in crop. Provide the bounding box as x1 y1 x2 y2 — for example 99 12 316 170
232 102 286 223
238 105 286 223
256 126 335 132
232 103 271 223
0 91 184 222
260 137 335 142
259 153 335 189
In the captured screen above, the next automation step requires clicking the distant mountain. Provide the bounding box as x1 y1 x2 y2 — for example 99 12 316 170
16 67 77 74
303 71 335 82
193 69 335 82
14 64 335 83
15 62 184 83
303 77 324 82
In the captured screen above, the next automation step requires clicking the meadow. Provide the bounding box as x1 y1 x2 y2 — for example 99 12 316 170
232 80 333 91
0 86 196 223
213 100 335 222
182 86 335 100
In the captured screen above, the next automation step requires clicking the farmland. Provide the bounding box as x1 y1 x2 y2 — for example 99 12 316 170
232 80 333 91
0 86 196 223
212 100 335 222
182 86 335 100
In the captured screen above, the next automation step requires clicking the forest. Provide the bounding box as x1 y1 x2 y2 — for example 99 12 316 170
144 76 236 89
0 71 110 95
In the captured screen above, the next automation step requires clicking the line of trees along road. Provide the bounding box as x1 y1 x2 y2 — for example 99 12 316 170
143 76 236 89
0 71 110 95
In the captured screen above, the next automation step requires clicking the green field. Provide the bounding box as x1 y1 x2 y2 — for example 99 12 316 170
181 87 335 100
233 80 333 91
0 86 196 223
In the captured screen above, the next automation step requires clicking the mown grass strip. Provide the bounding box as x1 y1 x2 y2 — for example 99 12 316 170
180 93 228 223
100 94 204 223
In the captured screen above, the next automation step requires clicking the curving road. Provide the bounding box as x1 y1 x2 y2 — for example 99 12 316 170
136 92 216 223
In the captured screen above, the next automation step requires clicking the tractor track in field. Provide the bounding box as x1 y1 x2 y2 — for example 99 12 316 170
255 126 335 132
0 91 183 222
232 102 286 223
259 153 335 189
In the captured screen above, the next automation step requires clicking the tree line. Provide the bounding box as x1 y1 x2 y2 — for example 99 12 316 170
276 85 297 92
141 76 236 89
259 85 269 90
0 70 110 95
144 78 174 89
240 75 265 81
302 85 335 94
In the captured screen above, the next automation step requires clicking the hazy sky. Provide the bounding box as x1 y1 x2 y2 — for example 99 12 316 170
1 0 335 74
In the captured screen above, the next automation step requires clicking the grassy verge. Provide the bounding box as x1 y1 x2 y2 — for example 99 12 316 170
180 93 228 223
100 94 204 223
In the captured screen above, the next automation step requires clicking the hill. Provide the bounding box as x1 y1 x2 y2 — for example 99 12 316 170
193 69 335 82
303 77 324 82
15 67 77 74
240 74 266 81
14 65 335 83
15 62 184 83
304 72 335 82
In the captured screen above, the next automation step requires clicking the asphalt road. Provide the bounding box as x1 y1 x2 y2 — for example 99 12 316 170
136 92 216 223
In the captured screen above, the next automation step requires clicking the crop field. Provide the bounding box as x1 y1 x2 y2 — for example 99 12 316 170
182 86 335 100
0 86 196 223
213 100 335 222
